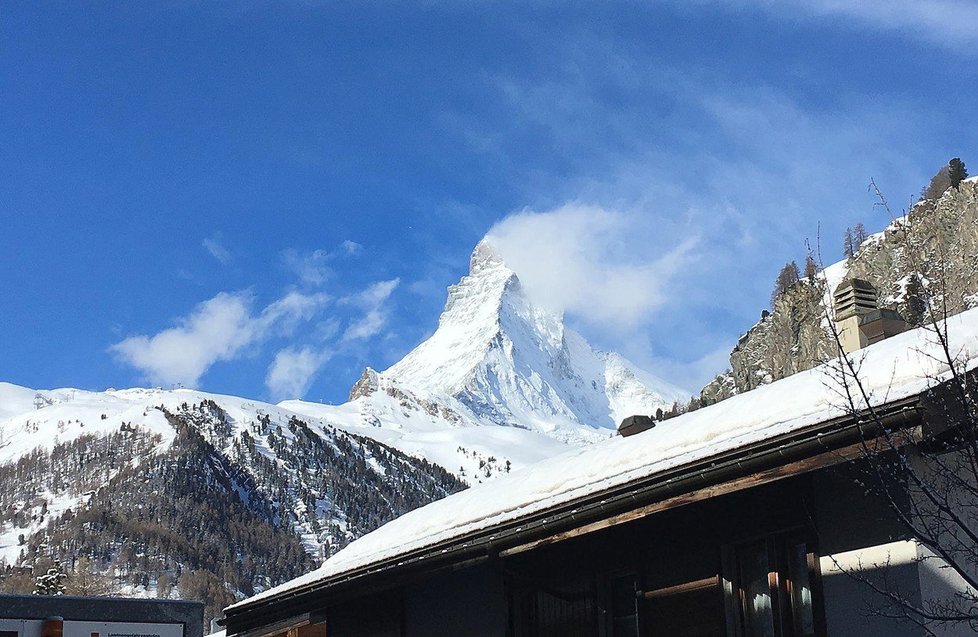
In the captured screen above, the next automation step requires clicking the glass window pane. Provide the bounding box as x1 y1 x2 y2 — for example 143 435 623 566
787 542 816 636
737 541 775 637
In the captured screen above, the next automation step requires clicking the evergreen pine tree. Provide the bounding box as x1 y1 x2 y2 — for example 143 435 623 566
903 273 927 326
853 222 868 247
33 567 67 595
843 227 855 258
949 158 968 189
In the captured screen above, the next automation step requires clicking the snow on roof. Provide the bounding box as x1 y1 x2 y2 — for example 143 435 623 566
230 307 978 611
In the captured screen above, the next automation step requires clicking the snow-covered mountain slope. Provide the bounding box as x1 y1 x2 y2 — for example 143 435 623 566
0 383 462 564
281 239 688 481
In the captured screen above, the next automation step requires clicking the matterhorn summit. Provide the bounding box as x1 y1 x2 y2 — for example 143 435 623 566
282 238 688 482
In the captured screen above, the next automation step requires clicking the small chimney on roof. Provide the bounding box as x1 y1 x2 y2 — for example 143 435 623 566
619 415 656 437
833 278 908 353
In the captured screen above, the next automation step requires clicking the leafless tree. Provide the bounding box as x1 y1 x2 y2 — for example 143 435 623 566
812 180 978 633
804 254 819 281
923 165 952 201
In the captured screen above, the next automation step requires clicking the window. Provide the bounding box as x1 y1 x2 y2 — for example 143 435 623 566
510 576 597 637
724 532 821 637
641 576 724 637
609 574 639 637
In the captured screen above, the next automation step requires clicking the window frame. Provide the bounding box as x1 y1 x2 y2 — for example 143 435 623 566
721 528 826 637
601 569 642 637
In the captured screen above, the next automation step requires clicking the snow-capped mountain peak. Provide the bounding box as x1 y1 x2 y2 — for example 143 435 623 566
386 237 565 396
281 238 689 483
390 238 684 426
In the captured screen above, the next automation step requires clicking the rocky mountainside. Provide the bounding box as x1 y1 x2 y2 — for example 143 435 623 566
702 176 978 403
281 239 687 480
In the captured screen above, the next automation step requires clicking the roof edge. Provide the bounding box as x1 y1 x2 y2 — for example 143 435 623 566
223 392 924 632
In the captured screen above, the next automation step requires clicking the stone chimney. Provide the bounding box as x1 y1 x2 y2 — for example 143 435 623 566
833 278 908 353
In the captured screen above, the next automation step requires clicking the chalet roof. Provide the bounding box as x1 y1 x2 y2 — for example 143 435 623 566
228 307 978 614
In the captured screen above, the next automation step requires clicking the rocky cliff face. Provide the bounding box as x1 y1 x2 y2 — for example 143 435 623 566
702 178 978 403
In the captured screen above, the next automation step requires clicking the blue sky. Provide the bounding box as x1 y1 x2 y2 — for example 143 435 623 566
2 1 976 403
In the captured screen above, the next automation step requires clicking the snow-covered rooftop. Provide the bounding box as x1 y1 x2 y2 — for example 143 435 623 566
230 306 978 611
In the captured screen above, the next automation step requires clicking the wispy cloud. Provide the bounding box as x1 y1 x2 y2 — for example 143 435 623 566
265 346 332 401
282 240 364 287
283 248 333 286
341 240 363 256
110 290 329 387
341 279 401 342
488 205 700 329
453 24 946 390
202 235 233 265
722 0 978 51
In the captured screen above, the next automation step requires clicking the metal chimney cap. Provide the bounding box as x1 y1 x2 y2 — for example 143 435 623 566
619 415 656 437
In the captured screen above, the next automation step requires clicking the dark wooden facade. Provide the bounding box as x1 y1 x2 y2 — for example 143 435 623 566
269 466 919 637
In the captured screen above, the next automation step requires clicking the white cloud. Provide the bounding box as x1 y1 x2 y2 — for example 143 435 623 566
341 279 401 342
341 240 363 255
733 0 978 50
283 248 332 286
265 346 332 400
262 290 331 334
282 241 365 287
110 290 329 387
487 204 700 329
442 16 967 392
202 236 233 265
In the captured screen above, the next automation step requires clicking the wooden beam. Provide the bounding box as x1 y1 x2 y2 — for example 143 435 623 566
640 576 718 599
296 625 327 637
232 614 314 637
498 442 865 558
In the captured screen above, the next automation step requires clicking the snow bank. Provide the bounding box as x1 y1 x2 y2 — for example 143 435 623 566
233 307 978 609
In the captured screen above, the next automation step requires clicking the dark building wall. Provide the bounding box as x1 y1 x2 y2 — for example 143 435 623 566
326 592 401 637
295 466 934 637
403 565 507 637
813 462 922 637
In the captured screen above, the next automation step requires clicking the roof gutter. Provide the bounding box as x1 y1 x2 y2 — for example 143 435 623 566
224 395 923 633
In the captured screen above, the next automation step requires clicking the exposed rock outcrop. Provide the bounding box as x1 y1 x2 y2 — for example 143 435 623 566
702 179 978 403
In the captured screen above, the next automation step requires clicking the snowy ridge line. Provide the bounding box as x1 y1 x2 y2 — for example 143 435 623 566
231 306 978 610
